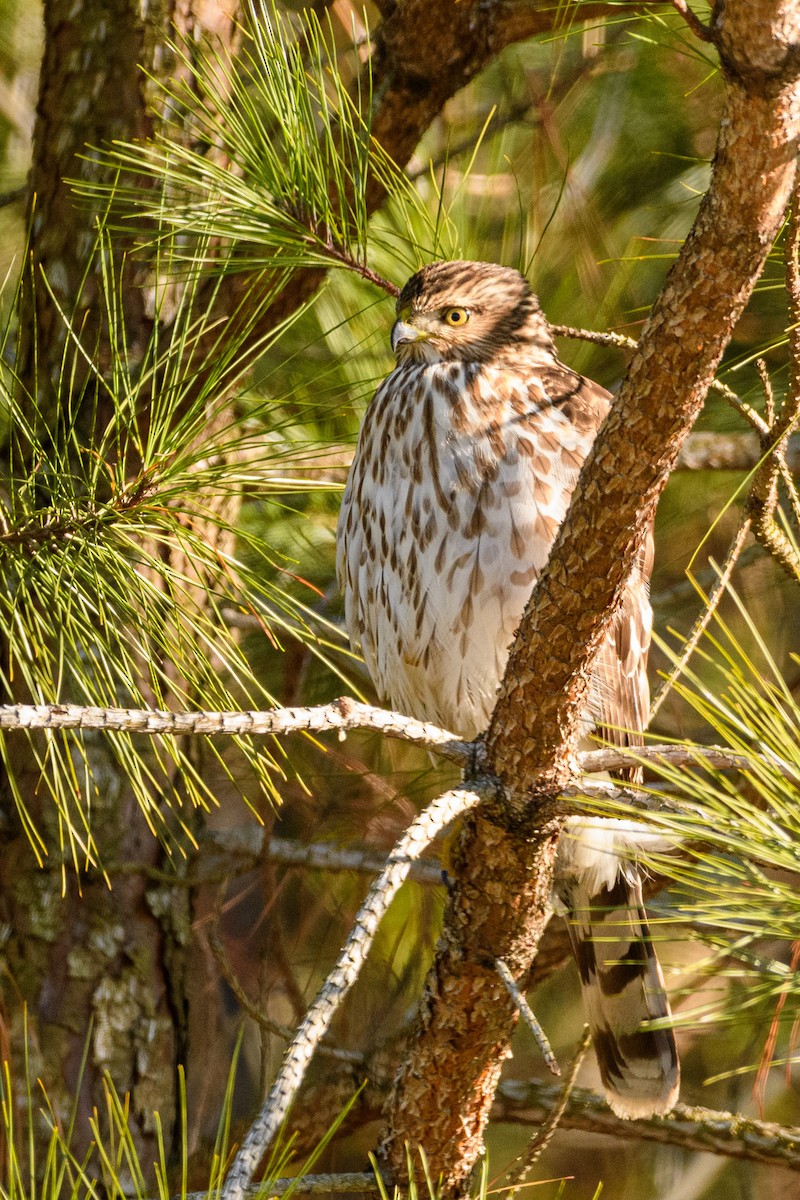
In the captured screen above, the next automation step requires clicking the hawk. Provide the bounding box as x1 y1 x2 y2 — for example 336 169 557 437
336 259 679 1118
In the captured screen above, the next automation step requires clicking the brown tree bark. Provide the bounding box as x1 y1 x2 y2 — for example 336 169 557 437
18 0 242 406
1 0 243 1169
379 0 800 1190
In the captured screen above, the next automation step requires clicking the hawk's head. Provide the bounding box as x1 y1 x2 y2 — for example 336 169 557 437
391 260 555 365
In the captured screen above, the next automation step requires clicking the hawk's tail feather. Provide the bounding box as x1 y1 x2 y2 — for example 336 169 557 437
563 872 680 1119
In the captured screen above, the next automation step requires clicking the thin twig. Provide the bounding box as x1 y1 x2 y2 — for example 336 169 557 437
321 240 400 296
649 518 752 720
550 324 637 351
495 959 560 1077
496 1081 800 1173
506 1028 592 1193
669 0 714 42
743 177 800 584
780 458 800 525
208 880 364 1064
759 358 776 428
785 173 800 366
221 784 490 1200
578 742 768 776
747 497 800 582
186 1173 379 1200
745 379 800 584
552 324 770 435
560 779 685 820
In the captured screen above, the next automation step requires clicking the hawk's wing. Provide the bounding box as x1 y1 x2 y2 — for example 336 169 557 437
535 363 654 778
590 527 655 783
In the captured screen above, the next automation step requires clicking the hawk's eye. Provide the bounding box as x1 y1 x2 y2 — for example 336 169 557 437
442 307 470 327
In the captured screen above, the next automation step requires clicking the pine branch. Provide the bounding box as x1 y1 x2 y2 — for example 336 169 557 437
2 701 788 787
668 0 714 42
577 742 759 775
552 324 776 443
1 701 783 781
187 1175 379 1200
0 699 473 765
495 959 561 1076
209 1061 800 1182
744 174 800 583
496 1081 800 1172
221 783 490 1200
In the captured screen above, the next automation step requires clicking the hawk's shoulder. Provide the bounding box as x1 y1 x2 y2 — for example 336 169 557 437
535 361 613 434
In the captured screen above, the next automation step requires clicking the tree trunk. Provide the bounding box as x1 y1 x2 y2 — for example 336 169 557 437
1 0 242 1169
379 0 800 1189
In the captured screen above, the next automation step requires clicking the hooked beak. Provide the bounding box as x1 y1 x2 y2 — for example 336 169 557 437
391 319 426 354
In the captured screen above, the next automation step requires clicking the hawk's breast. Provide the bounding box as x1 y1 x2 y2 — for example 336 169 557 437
336 358 599 737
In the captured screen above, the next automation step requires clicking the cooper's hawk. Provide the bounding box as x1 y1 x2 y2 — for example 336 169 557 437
336 259 679 1118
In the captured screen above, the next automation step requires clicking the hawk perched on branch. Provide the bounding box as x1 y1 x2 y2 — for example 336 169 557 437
336 260 679 1118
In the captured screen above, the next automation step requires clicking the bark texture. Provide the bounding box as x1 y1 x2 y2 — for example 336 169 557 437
19 0 242 404
1 0 242 1169
487 0 800 791
378 808 561 1178
379 0 800 1189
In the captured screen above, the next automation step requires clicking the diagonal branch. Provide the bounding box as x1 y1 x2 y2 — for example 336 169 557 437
669 0 714 42
380 1 800 1189
221 783 489 1200
487 1 800 794
745 175 800 583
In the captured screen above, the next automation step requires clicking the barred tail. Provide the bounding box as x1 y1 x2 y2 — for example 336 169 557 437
563 871 679 1119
